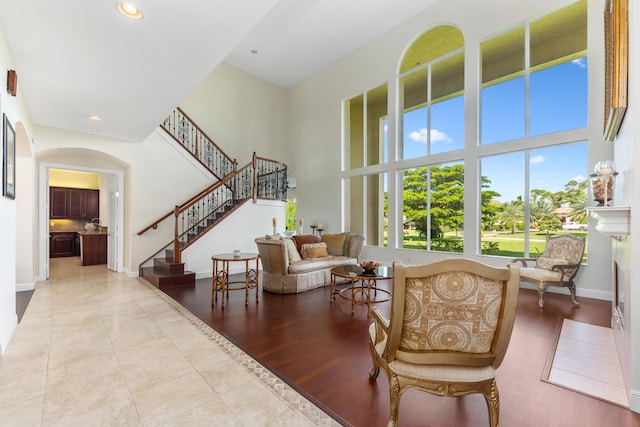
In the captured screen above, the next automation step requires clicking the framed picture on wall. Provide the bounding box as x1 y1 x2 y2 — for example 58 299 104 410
603 0 628 141
3 113 16 199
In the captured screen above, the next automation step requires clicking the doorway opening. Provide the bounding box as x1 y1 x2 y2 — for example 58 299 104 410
39 162 125 280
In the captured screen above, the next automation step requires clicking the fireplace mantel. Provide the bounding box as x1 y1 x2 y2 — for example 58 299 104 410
588 206 630 238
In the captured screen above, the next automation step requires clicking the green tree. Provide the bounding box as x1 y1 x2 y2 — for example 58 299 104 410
430 164 465 237
529 189 555 229
402 167 429 236
481 177 501 231
498 197 524 234
402 164 465 240
560 179 588 223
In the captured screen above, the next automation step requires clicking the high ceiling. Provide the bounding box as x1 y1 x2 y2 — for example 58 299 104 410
0 0 440 142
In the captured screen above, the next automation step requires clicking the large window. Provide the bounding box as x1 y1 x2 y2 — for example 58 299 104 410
400 27 464 159
343 1 588 260
344 84 388 170
480 143 588 258
344 173 388 246
479 0 588 259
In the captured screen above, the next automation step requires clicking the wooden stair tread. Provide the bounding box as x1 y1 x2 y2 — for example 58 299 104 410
140 266 195 290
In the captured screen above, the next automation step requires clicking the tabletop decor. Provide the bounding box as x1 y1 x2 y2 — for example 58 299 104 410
360 261 381 275
591 160 616 206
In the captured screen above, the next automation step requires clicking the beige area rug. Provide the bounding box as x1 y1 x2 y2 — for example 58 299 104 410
143 280 339 426
542 318 628 408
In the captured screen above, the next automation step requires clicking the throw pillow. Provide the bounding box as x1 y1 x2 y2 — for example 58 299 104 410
292 234 320 254
264 234 281 240
535 256 570 271
322 233 348 256
300 242 329 258
282 237 302 263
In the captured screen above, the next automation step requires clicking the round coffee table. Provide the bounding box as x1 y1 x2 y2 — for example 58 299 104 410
330 264 392 315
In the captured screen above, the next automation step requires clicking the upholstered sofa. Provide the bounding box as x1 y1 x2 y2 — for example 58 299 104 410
255 232 365 294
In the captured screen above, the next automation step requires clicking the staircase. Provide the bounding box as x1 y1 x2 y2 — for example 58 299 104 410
140 250 196 290
138 108 287 289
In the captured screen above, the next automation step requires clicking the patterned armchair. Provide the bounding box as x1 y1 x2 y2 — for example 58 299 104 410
511 234 585 309
368 259 520 427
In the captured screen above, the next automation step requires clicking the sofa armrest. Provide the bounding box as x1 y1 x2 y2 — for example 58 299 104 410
255 238 289 275
347 234 365 259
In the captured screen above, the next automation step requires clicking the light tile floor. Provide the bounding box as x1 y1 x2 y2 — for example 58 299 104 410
548 318 629 407
0 258 337 426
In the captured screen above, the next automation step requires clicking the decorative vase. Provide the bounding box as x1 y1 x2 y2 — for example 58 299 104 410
590 173 616 206
362 267 377 275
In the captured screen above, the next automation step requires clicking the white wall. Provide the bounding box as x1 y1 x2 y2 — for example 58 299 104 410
0 28 34 354
180 63 289 166
181 199 286 278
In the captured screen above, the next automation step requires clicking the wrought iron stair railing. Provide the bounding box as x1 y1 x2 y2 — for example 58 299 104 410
161 107 236 180
138 153 287 269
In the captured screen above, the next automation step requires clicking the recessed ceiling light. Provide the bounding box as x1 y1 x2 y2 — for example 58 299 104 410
118 3 143 20
88 115 102 121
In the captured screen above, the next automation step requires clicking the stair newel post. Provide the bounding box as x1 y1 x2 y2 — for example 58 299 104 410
173 205 181 264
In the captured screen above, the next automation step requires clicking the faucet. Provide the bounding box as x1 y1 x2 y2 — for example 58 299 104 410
91 218 102 232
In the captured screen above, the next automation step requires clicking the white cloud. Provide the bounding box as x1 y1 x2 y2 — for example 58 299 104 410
572 174 586 182
572 58 587 68
408 128 452 144
529 155 545 164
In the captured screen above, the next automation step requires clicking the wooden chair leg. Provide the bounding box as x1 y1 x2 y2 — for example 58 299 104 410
483 379 500 427
537 289 545 309
368 340 380 379
568 282 580 307
387 375 401 427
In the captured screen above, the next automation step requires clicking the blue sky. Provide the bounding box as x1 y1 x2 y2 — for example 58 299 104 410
402 57 588 203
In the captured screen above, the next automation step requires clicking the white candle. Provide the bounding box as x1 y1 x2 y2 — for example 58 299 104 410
598 167 612 176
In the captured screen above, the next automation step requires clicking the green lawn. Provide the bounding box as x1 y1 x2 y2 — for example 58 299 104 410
398 229 588 262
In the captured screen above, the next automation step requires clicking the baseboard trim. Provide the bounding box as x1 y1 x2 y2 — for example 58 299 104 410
16 282 35 292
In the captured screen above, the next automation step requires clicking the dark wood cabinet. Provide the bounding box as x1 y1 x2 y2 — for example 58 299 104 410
79 233 107 265
50 187 70 218
50 232 79 257
50 187 99 220
84 190 100 219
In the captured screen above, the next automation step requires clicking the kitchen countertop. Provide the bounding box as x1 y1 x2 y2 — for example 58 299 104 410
77 230 108 235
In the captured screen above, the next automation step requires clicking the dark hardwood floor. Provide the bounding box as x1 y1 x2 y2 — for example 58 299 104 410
164 275 640 427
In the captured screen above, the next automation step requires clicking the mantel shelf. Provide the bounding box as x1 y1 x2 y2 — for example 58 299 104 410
588 206 630 238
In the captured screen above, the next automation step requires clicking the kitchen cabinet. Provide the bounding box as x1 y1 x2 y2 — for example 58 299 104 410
78 231 107 265
50 187 100 220
50 187 70 218
50 232 79 257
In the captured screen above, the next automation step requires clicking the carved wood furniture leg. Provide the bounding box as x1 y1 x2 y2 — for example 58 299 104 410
568 282 580 307
537 289 545 309
483 379 500 427
244 259 249 306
